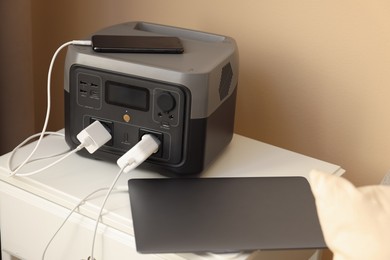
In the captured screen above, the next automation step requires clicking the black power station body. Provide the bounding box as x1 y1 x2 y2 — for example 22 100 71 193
64 22 239 175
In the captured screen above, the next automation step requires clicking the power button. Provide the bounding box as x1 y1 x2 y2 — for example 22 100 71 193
157 92 176 113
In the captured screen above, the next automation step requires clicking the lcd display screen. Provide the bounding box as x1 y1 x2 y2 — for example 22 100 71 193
105 81 149 111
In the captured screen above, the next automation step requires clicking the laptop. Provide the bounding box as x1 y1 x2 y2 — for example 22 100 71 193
128 176 325 254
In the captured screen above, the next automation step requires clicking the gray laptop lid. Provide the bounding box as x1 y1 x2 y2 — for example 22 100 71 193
128 176 325 254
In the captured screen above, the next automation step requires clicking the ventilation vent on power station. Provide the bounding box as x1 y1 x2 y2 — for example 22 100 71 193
218 62 233 101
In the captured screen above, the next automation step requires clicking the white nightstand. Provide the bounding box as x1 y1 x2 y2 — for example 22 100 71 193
0 131 344 260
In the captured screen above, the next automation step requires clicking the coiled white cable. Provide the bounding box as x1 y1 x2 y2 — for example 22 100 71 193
7 119 110 177
0 132 68 172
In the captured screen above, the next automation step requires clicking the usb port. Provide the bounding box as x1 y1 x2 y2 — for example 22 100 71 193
80 80 88 86
90 90 99 99
79 89 88 95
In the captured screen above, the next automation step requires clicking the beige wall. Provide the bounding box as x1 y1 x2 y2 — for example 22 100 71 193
5 0 390 186
0 0 35 154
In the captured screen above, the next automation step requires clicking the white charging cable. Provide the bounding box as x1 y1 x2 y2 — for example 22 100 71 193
41 186 128 260
4 39 160 259
89 134 161 260
9 120 111 177
9 40 92 176
4 131 68 172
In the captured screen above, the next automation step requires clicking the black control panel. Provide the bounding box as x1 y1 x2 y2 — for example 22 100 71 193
67 65 189 165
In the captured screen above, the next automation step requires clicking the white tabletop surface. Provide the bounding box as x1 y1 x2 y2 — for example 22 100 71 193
0 131 344 240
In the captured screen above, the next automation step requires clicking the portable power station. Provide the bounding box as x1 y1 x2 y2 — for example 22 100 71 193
64 21 239 174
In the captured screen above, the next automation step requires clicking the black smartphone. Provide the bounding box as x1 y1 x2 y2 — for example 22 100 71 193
91 35 184 54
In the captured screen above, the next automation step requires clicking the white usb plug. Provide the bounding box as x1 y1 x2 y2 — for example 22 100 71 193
117 134 161 173
77 121 112 153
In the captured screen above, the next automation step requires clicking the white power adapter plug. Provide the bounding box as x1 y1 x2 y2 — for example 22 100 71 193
77 121 112 153
117 134 160 173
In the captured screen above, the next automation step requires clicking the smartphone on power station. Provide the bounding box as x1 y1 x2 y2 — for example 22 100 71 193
91 35 184 54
